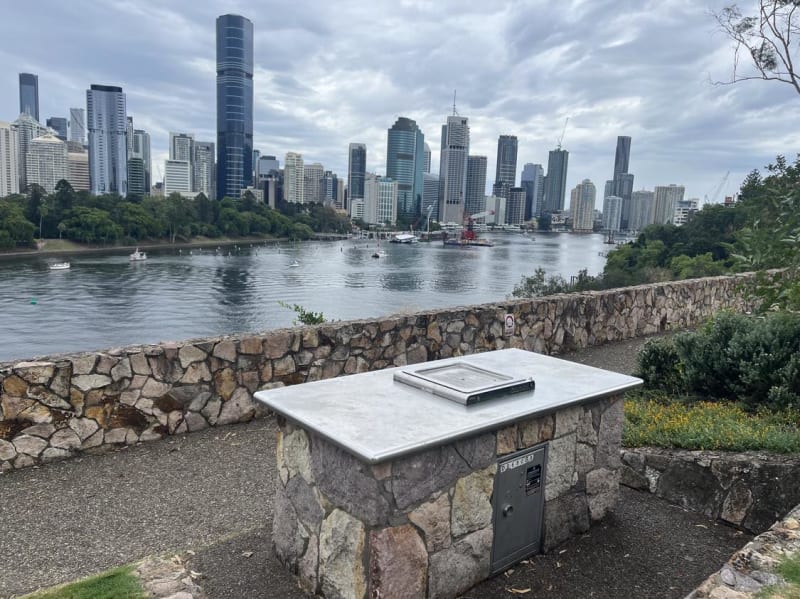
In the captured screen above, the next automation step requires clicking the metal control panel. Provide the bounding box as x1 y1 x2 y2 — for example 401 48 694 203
490 443 547 574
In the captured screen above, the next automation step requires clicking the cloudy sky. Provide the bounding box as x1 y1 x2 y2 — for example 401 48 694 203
2 0 798 205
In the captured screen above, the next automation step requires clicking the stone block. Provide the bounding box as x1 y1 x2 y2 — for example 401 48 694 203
519 414 554 448
213 368 237 401
451 465 496 537
554 405 582 437
13 434 48 457
265 332 293 359
409 493 452 553
319 509 366 599
392 444 471 511
71 355 97 375
496 425 517 456
428 527 492 599
577 410 597 444
0 439 16 461
21 423 55 439
2 375 28 397
217 388 256 425
73 374 111 392
720 481 753 527
454 433 495 469
50 427 81 451
14 362 54 385
586 467 620 520
212 340 237 362
368 524 427 599
543 493 590 551
596 398 623 468
281 428 313 484
545 433 576 501
286 474 324 533
273 481 308 568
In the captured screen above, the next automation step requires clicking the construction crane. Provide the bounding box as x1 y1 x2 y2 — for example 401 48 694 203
556 117 569 150
463 210 494 240
703 171 730 206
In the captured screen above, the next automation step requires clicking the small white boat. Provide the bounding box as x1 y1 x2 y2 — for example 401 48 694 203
49 262 70 270
129 248 147 261
289 260 300 268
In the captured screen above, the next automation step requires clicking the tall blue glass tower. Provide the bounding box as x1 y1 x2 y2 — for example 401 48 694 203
386 117 424 220
19 73 39 121
216 14 253 200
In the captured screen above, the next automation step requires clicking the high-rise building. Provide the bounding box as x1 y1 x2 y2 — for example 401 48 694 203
570 179 596 232
216 14 254 199
386 117 425 219
423 143 431 174
347 143 366 206
520 163 544 219
611 136 635 229
602 196 623 231
69 108 85 144
193 141 215 198
67 150 90 192
364 174 398 225
0 121 19 197
321 171 339 206
87 84 128 195
170 132 195 162
26 134 68 193
465 155 487 217
303 162 324 203
422 173 439 221
252 149 260 185
131 129 151 192
46 117 68 141
506 187 526 225
258 155 279 178
495 135 518 188
284 151 304 204
438 115 469 223
164 160 192 195
653 184 685 224
127 158 146 196
673 197 699 226
13 113 48 191
19 73 39 121
629 190 654 231
543 148 568 213
613 136 631 177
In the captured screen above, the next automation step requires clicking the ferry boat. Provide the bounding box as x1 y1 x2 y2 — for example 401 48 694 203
49 262 71 270
129 248 147 261
390 233 419 244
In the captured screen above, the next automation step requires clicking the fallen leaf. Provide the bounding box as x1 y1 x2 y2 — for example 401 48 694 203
558 549 567 554
510 588 531 595
242 551 254 558
695 524 707 529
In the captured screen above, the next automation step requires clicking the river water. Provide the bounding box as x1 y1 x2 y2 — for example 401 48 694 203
0 232 609 361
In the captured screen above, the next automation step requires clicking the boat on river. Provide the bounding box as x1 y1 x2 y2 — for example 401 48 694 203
390 233 419 244
129 248 147 261
49 262 71 270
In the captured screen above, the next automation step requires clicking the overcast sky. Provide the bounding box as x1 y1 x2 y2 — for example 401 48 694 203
2 0 798 205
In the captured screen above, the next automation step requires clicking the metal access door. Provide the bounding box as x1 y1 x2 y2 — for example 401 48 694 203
490 444 547 575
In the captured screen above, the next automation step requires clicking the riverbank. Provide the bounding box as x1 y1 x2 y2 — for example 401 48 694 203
0 233 350 261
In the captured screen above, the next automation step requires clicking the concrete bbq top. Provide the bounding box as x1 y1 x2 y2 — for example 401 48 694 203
254 348 642 464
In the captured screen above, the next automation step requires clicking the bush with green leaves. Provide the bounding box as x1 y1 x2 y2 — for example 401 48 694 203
635 311 800 410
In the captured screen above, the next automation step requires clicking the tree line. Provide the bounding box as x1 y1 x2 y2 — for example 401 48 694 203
0 181 352 249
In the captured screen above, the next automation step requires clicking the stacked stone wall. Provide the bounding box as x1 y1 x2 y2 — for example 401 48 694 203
0 274 754 471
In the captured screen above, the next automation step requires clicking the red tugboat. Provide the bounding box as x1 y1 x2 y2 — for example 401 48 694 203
443 211 495 247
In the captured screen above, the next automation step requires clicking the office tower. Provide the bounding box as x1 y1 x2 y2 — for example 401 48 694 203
46 117 68 141
127 157 146 196
320 171 339 206
422 173 439 220
19 73 39 121
495 135 518 188
0 121 19 197
170 132 195 162
284 151 304 203
164 160 192 195
613 136 631 176
673 197 699 226
216 14 254 199
629 190 654 231
520 163 544 219
69 108 86 144
543 148 568 213
193 141 215 197
131 129 151 192
423 143 431 174
26 134 68 193
303 162 324 203
653 184 685 224
386 117 425 219
610 136 635 229
87 84 128 195
252 149 260 185
438 115 469 223
491 181 510 203
506 187 526 225
348 143 366 205
485 195 507 225
258 155 279 178
13 113 48 191
465 155 487 217
364 174 398 225
570 179 596 232
126 116 134 157
602 196 623 231
67 150 90 192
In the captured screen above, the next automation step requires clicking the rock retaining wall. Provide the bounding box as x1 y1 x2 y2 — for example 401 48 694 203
621 448 800 534
0 275 754 472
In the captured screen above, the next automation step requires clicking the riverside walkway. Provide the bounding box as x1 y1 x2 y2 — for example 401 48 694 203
0 336 749 598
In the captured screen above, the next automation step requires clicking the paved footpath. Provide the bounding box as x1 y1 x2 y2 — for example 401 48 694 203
0 335 749 598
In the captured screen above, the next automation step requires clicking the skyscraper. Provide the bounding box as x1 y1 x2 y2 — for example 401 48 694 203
603 196 623 231
46 117 68 141
423 143 431 174
364 174 398 225
422 173 439 220
164 160 192 195
653 184 685 224
629 189 655 231
495 135 518 188
13 113 48 191
193 141 215 198
570 179 596 232
438 115 469 223
465 155 487 217
69 108 85 144
216 14 254 199
520 163 544 219
0 121 19 197
303 162 324 203
284 151 304 204
543 148 568 213
507 187 526 225
131 129 151 193
348 143 366 207
87 84 128 195
386 117 425 219
170 132 195 162
611 136 635 229
26 134 68 193
19 73 39 121
67 151 89 192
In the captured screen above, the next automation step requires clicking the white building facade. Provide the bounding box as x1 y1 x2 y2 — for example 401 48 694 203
570 179 596 232
26 134 68 193
284 151 305 204
163 159 192 195
0 121 19 197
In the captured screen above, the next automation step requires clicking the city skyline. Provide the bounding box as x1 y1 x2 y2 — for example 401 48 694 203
0 1 797 204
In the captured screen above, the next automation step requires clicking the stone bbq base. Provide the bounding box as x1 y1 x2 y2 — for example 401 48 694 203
273 395 625 598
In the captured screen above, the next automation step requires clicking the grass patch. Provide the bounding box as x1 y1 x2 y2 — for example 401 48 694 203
25 565 146 599
623 391 800 453
758 552 800 598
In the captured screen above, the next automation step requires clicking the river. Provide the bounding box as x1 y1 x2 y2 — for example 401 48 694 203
0 232 609 361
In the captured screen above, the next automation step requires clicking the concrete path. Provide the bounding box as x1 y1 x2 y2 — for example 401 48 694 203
1 334 746 599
